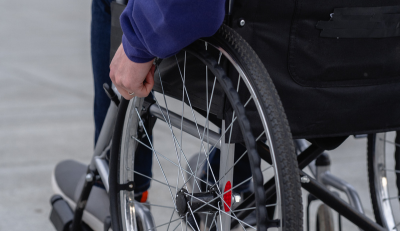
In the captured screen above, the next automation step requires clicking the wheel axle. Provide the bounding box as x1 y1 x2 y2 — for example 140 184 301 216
175 188 220 216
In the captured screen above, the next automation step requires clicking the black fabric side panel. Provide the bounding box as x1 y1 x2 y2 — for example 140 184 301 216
288 0 400 88
317 17 400 31
317 5 400 38
334 5 400 14
229 0 400 138
320 28 400 38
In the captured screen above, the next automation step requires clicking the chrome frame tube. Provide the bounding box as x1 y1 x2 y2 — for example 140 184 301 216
90 101 118 170
94 157 110 192
149 104 221 149
320 172 364 215
301 171 386 231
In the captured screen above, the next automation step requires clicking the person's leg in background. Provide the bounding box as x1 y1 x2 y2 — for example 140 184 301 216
91 0 112 144
91 0 152 200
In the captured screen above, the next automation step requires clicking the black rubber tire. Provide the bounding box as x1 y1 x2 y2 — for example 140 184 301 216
109 96 130 231
110 24 302 231
205 24 303 231
367 134 383 226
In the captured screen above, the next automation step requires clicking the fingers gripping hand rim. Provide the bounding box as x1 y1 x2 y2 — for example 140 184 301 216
109 43 156 100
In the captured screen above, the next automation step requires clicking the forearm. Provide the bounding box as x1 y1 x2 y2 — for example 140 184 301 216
120 0 226 62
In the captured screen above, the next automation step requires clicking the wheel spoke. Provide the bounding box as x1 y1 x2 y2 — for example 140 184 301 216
172 222 181 231
380 138 400 148
185 76 217 193
188 166 272 215
218 203 224 231
166 209 176 231
142 203 175 210
173 53 210 193
216 200 254 231
135 108 177 207
187 202 201 231
131 135 213 187
185 216 196 231
214 131 266 187
181 170 214 189
208 213 217 231
232 204 277 213
383 195 400 201
221 197 248 231
151 93 203 192
192 76 216 195
384 168 400 174
147 217 182 231
190 76 217 199
156 69 188 190
133 170 175 189
205 41 210 193
205 96 253 159
181 96 258 192
175 53 187 195
183 193 256 230
174 62 221 194
393 222 400 230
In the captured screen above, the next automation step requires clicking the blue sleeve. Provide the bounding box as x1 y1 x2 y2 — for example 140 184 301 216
120 0 226 63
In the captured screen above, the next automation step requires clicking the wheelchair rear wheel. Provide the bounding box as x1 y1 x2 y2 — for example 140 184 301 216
109 25 302 231
368 132 400 230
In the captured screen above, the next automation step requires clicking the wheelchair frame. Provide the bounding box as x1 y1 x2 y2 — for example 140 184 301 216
50 0 393 230
63 90 386 231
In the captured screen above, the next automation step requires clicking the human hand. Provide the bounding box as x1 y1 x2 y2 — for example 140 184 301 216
109 43 155 100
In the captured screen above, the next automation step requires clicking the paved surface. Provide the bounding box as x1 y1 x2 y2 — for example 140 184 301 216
0 0 93 230
0 0 383 230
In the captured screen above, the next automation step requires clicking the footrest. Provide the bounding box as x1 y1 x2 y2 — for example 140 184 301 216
49 195 74 231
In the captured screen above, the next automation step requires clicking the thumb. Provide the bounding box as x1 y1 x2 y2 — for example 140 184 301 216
143 65 155 95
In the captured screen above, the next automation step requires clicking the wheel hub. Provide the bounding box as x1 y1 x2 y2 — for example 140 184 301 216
175 188 220 216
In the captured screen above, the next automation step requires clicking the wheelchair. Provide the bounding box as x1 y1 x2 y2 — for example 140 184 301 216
49 0 400 231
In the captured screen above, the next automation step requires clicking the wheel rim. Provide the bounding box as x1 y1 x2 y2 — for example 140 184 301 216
119 97 145 231
370 132 398 230
112 37 296 231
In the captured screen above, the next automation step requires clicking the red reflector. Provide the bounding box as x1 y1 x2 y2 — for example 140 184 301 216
223 181 232 212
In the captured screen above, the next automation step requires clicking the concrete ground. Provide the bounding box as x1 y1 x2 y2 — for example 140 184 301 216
0 0 387 230
0 0 93 230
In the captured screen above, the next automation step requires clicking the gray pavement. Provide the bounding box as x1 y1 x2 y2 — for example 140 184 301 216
0 0 381 230
0 0 93 230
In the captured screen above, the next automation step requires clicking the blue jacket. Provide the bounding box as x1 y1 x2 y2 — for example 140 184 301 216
120 0 226 63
